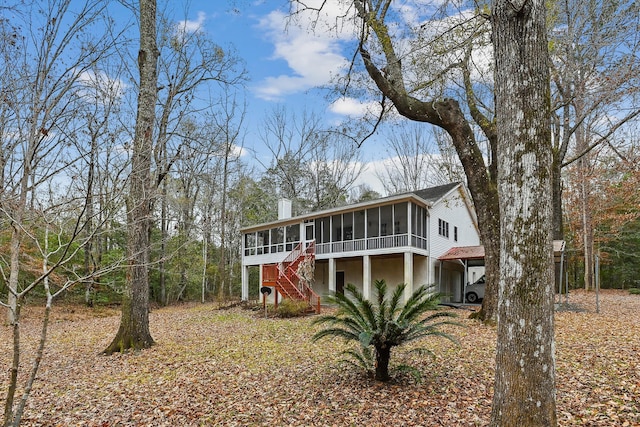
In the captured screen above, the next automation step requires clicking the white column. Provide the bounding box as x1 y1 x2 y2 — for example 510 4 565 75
328 258 336 293
241 265 249 300
404 252 414 302
363 255 371 300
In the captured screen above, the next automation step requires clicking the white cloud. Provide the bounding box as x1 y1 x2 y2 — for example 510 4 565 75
254 6 355 101
232 144 249 159
328 97 382 118
352 158 389 196
177 11 206 34
76 69 127 102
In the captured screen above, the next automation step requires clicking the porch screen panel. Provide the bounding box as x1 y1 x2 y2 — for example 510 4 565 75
257 230 268 254
305 220 314 241
367 207 379 237
411 204 428 249
271 227 284 252
244 232 256 256
314 218 321 243
317 217 330 244
411 205 418 236
380 205 392 236
332 214 342 241
343 212 353 240
286 224 300 250
394 202 407 234
354 210 365 239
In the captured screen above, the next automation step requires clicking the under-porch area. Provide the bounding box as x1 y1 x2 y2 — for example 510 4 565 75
311 253 434 302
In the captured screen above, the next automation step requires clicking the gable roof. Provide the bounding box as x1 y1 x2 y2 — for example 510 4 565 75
438 240 566 261
411 182 462 204
241 182 467 233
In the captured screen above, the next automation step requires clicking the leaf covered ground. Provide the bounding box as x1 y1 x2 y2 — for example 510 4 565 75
1 289 639 426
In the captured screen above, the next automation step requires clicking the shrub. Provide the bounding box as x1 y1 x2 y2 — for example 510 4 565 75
276 298 311 318
312 279 460 382
629 288 640 295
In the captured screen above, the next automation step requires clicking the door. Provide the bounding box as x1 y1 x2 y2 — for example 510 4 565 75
336 271 345 295
305 222 314 243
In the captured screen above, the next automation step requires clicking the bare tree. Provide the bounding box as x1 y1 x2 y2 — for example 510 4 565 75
259 106 363 214
65 63 130 306
206 91 246 301
258 106 320 214
306 132 363 210
377 122 465 193
549 0 640 289
1 200 124 427
0 0 113 325
103 0 159 354
0 4 128 421
153 8 246 305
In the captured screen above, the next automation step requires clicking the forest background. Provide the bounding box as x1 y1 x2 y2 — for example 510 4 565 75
0 0 639 425
0 0 638 310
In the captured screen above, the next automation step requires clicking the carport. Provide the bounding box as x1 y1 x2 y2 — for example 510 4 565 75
438 240 566 303
438 246 486 303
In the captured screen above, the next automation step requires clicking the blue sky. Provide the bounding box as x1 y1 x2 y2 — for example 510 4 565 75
181 0 390 193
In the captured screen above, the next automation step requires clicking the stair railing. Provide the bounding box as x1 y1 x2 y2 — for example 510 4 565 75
262 241 320 313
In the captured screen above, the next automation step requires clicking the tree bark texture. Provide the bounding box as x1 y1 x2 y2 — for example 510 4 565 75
104 0 158 354
490 0 557 425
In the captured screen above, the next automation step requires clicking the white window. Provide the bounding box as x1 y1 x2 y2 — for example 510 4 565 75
438 219 449 238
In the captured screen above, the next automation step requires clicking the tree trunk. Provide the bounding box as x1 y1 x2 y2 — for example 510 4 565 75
84 133 98 307
580 166 594 290
551 158 564 240
490 0 557 425
104 0 158 354
374 345 391 382
159 178 168 305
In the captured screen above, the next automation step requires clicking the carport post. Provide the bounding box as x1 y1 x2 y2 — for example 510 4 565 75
464 259 468 302
438 260 442 294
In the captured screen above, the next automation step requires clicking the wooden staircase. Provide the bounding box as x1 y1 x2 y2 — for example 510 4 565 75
262 241 321 314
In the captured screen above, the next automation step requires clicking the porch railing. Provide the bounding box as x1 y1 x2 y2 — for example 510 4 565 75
317 233 421 255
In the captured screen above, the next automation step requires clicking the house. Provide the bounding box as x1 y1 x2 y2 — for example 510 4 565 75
240 182 481 310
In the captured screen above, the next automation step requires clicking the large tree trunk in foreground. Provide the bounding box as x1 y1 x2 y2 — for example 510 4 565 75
104 0 158 354
490 0 557 425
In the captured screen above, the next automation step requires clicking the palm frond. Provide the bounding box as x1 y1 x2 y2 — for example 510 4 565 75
346 283 377 328
340 346 374 375
312 327 360 343
374 279 387 307
388 283 406 318
399 288 440 323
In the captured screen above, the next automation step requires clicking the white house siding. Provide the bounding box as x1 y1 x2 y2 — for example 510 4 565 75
429 188 480 257
429 188 480 303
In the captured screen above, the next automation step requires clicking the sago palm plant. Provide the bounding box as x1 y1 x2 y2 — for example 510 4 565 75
312 279 459 381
